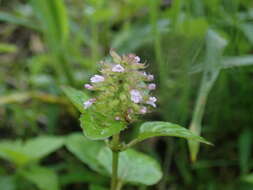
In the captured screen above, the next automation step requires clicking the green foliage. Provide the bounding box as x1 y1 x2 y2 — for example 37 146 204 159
98 147 162 185
188 30 227 161
62 86 89 113
0 176 16 190
0 136 64 166
1 0 253 189
62 86 126 139
80 113 126 140
129 121 211 147
29 0 69 47
21 166 59 190
65 133 106 174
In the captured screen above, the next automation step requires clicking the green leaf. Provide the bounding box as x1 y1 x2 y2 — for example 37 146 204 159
128 121 211 147
0 141 30 166
0 11 39 30
0 176 16 190
65 133 106 174
0 136 64 166
21 165 59 190
222 55 253 68
98 147 162 185
188 30 227 161
0 43 17 53
89 184 108 190
61 86 89 113
22 136 65 161
238 129 252 174
29 0 69 47
242 173 253 184
80 113 126 140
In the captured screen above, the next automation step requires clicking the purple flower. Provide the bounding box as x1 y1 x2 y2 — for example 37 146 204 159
112 64 125 72
84 84 93 90
146 96 157 107
140 106 147 114
115 116 121 120
90 75 104 83
83 98 96 109
130 89 142 103
148 83 156 90
147 74 154 81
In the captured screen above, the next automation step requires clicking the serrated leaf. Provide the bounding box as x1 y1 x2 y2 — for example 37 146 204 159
62 86 89 113
98 147 162 185
130 122 211 146
80 113 126 140
65 133 106 174
21 165 59 190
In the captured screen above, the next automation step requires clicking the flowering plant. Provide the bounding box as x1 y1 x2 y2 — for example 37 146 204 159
63 50 211 190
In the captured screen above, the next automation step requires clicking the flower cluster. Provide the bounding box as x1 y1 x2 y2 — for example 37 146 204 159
83 50 157 123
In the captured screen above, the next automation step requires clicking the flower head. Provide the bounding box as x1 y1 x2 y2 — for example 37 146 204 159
83 50 157 123
112 64 125 72
90 75 104 83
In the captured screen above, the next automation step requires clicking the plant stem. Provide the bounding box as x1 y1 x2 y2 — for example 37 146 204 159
111 134 120 190
111 150 119 190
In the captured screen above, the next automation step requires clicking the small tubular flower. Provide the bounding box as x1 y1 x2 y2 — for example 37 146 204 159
146 97 157 108
90 75 104 83
84 84 93 90
130 89 142 103
148 83 156 90
84 98 96 109
112 64 125 72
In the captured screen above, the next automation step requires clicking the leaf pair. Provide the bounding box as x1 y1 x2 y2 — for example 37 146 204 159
66 133 162 186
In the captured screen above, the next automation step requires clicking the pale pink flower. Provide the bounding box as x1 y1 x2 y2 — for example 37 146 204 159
90 75 104 83
112 64 125 72
147 74 154 81
84 84 93 90
83 98 96 109
140 106 147 114
148 83 156 90
115 116 121 121
146 96 157 107
134 56 140 63
130 89 142 103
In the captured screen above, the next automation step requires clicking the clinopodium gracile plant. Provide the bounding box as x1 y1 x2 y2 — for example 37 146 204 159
62 50 211 190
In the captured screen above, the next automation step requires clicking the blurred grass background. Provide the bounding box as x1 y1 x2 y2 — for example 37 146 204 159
0 0 253 189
